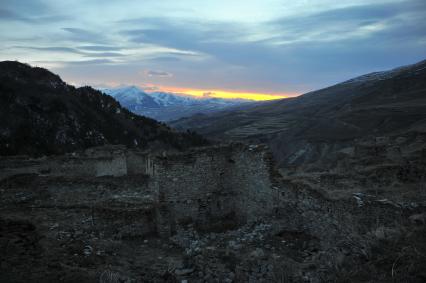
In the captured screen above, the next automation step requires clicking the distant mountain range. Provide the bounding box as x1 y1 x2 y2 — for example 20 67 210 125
101 86 255 122
172 59 426 168
0 61 208 156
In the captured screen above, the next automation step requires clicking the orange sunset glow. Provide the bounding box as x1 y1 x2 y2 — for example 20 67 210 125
157 87 294 101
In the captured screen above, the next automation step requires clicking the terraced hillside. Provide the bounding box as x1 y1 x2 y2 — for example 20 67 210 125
172 59 426 168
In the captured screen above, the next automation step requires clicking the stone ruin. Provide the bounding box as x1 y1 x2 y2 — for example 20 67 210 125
1 143 425 282
0 143 278 238
0 145 154 179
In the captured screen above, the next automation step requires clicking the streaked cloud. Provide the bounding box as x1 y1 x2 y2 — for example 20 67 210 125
0 9 29 22
149 56 181 62
62 27 109 44
0 8 69 23
0 0 425 99
14 46 124 58
65 59 115 65
78 45 123 51
15 46 84 54
144 70 174 78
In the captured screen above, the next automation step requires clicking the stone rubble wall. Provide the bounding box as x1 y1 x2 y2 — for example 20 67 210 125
229 148 275 221
0 146 152 179
0 144 278 237
125 151 154 176
1 143 418 249
152 144 276 236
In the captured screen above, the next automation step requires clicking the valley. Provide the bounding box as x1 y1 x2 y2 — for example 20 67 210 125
2 0 426 281
0 60 425 282
172 59 426 168
102 86 255 122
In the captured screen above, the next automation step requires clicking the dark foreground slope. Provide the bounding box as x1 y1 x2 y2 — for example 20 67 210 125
172 59 426 167
0 61 207 156
1 145 425 282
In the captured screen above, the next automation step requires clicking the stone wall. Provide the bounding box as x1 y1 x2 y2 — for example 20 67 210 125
0 145 152 179
1 142 416 247
229 147 276 221
151 144 276 236
0 144 279 237
126 151 153 176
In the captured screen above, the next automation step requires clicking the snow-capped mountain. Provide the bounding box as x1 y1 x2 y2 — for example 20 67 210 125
101 86 253 121
104 86 161 112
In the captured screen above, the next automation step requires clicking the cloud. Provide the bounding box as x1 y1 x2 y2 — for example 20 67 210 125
144 70 173 77
0 8 69 23
0 0 48 14
268 1 426 45
121 20 285 70
118 2 426 91
83 52 125 58
123 27 196 51
14 46 125 58
149 56 181 62
78 45 123 51
15 46 84 54
121 2 426 61
0 9 28 22
2 0 425 94
63 59 115 66
0 1 69 23
62 28 108 44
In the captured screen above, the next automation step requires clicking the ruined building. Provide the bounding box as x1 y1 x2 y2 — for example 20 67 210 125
0 144 278 237
1 143 425 282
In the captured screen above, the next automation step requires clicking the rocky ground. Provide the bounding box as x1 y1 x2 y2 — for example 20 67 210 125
1 166 426 282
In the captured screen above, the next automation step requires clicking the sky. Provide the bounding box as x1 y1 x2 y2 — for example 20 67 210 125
1 0 425 100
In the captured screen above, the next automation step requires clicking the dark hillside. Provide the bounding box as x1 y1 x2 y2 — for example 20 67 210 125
172 59 426 167
0 61 207 156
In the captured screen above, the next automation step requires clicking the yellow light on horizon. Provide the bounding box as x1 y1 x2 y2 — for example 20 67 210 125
159 87 292 101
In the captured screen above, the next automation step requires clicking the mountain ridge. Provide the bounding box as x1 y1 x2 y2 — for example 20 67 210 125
102 86 256 121
0 61 208 156
171 59 426 167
